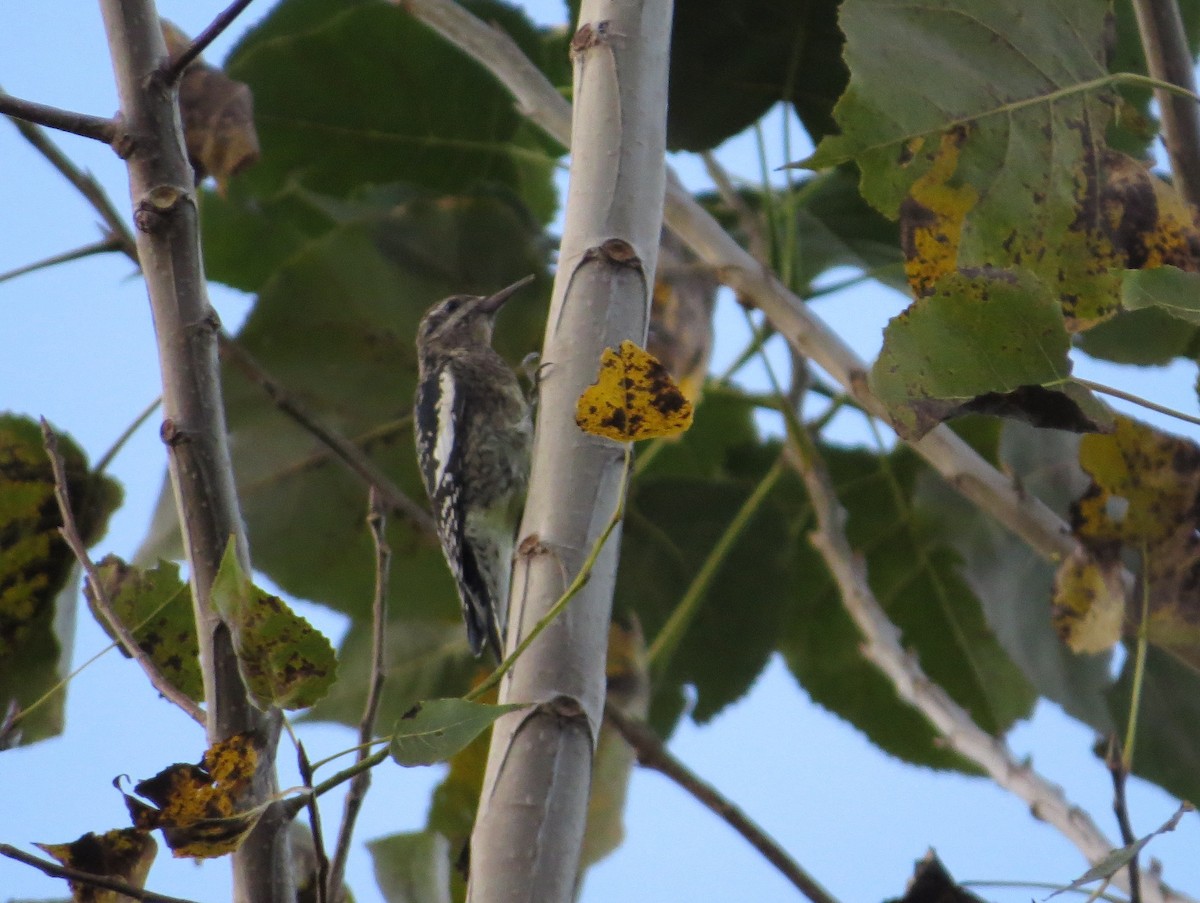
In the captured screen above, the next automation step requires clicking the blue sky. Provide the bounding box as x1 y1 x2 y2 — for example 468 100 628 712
3 2 1200 902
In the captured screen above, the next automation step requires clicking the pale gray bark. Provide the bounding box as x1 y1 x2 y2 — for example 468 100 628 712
466 2 672 901
96 4 289 900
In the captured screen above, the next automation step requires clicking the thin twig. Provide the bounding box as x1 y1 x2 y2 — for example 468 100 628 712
163 0 259 83
296 743 329 903
40 419 206 725
7 114 139 260
603 703 840 903
217 332 436 534
1107 742 1143 903
0 843 200 903
93 396 163 474
1131 0 1200 210
0 236 122 284
0 93 117 143
327 490 392 900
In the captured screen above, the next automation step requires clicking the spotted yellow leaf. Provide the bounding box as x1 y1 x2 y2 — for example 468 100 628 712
575 340 694 441
119 732 263 860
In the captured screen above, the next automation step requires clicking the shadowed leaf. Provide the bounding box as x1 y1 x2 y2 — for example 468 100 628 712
390 698 525 767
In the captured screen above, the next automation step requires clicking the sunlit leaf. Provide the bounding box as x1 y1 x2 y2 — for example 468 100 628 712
575 341 694 441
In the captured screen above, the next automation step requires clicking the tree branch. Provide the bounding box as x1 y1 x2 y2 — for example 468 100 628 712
326 491 392 900
0 844 200 903
42 420 206 726
0 93 117 143
1131 0 1200 210
783 434 1187 903
462 1 671 900
603 703 840 903
96 2 289 899
163 0 259 83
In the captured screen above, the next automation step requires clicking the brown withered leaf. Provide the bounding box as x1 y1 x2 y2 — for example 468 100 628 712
162 21 260 193
35 828 156 903
1064 416 1200 669
119 732 264 859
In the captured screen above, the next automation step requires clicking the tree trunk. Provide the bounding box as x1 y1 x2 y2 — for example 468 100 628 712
466 1 672 901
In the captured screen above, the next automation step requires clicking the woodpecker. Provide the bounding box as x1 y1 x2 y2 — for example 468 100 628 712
414 276 535 658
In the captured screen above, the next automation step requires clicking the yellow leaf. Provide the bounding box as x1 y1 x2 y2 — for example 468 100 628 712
120 732 263 860
575 340 694 441
1052 550 1125 655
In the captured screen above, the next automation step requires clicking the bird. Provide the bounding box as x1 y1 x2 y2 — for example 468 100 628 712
413 275 535 658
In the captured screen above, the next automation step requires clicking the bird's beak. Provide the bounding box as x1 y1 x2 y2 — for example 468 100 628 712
477 274 535 315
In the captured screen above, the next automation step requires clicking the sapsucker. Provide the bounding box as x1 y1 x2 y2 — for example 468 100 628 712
414 276 534 658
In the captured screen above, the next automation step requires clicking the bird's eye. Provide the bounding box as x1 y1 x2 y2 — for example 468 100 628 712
443 299 462 315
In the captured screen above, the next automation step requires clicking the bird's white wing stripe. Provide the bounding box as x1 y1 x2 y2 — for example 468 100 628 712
433 367 457 487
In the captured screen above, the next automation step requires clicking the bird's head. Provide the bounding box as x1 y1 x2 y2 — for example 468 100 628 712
417 275 535 355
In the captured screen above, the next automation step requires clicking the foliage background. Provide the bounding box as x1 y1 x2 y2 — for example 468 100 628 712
3 0 1200 901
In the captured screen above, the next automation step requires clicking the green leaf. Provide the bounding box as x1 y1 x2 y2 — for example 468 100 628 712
1122 266 1200 325
390 699 525 767
804 0 1164 331
369 831 452 903
870 269 1110 440
210 541 337 710
1106 0 1200 158
1078 304 1200 366
621 474 797 727
816 447 1035 737
666 0 845 151
1050 800 1188 897
914 422 1115 730
224 0 560 221
86 557 202 703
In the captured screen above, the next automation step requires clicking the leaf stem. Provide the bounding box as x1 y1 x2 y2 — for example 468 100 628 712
1074 377 1200 428
1123 546 1152 771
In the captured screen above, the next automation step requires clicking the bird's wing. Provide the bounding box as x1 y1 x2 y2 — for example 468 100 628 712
415 361 492 655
